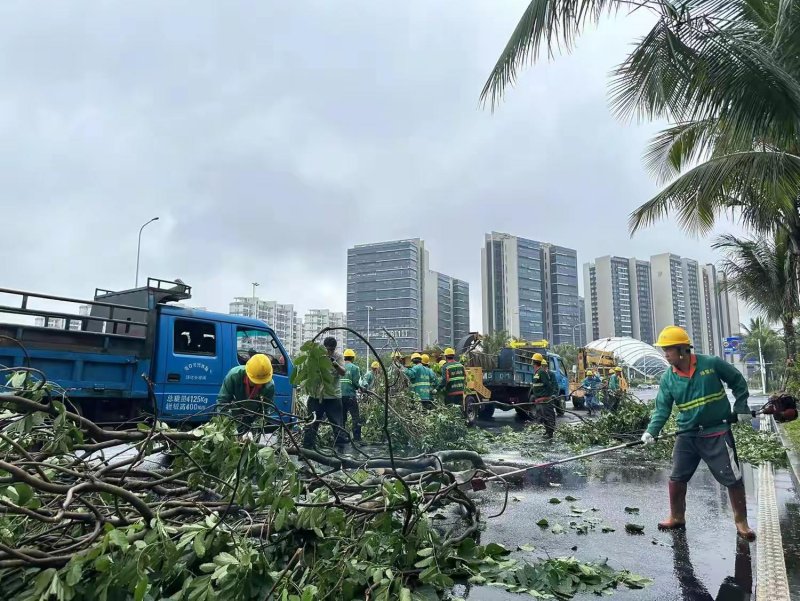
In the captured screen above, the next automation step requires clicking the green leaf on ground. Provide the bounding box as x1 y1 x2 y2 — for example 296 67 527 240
624 507 639 513
536 518 549 527
548 498 561 504
625 523 645 534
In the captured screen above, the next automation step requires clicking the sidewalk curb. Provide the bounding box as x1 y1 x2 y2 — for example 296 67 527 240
775 422 800 493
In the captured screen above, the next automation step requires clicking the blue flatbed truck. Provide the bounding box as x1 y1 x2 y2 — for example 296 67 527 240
481 343 570 419
0 278 294 423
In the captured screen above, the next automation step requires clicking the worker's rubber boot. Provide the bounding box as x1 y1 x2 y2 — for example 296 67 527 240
658 480 687 530
728 482 756 541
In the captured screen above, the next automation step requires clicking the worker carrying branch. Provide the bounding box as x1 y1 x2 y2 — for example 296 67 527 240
341 349 364 442
641 326 756 541
529 353 556 439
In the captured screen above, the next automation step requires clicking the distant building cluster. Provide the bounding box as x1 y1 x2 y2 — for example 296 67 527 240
224 235 741 359
583 254 739 357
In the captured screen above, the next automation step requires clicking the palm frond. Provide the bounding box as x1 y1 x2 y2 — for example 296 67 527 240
479 0 660 108
629 150 800 235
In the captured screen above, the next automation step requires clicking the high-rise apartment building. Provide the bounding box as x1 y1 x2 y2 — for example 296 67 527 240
347 239 427 354
583 256 656 345
481 232 579 345
423 271 470 348
586 252 740 356
303 309 347 352
229 297 299 356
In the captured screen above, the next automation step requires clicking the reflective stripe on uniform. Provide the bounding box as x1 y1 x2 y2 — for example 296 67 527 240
447 376 465 382
676 390 726 412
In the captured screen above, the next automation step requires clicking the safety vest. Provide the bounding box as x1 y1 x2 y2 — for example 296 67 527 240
405 363 433 401
443 361 466 396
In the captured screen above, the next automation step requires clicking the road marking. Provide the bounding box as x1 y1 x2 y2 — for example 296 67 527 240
756 416 790 601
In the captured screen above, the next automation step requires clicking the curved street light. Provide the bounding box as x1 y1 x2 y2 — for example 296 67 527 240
135 217 160 287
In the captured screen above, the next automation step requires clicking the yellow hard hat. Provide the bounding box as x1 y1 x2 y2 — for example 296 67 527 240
615 367 622 372
444 347 456 356
586 370 594 376
438 359 446 367
343 349 356 359
245 354 273 385
654 325 691 348
421 353 430 365
371 361 380 369
532 353 544 363
411 352 422 361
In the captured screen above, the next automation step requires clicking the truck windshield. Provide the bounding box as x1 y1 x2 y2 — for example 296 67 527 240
236 327 287 375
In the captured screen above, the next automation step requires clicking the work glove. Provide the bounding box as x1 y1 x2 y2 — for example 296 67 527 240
641 432 655 445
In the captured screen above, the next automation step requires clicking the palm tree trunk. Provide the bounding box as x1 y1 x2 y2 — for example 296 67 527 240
784 315 797 361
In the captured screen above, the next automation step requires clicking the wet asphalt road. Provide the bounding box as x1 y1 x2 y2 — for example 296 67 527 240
456 394 788 601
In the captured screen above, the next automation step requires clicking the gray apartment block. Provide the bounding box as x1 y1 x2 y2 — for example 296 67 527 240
424 271 471 348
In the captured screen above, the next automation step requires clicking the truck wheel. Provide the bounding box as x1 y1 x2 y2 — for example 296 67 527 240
464 395 477 427
477 403 495 420
571 395 585 410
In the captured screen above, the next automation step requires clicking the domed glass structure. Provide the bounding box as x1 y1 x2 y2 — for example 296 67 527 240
586 336 668 379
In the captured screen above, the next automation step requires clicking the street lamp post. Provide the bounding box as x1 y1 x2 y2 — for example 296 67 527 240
251 282 260 318
571 322 585 346
366 305 374 365
135 217 159 287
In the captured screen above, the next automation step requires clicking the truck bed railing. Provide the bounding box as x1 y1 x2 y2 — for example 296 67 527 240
0 287 149 337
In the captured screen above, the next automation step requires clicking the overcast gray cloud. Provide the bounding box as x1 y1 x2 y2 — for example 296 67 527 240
0 1 745 328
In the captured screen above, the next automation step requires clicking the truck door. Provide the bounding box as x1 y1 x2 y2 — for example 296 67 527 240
230 325 292 418
155 316 223 420
554 357 569 395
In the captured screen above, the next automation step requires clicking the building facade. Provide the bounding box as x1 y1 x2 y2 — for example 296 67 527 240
34 305 91 331
346 239 427 354
302 309 347 353
585 252 740 357
423 271 470 348
481 232 579 345
229 297 299 356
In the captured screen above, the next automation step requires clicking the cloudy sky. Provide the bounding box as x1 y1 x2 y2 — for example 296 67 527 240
0 1 745 328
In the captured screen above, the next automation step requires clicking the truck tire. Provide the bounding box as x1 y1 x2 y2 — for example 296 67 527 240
477 403 495 420
570 394 585 410
464 395 478 427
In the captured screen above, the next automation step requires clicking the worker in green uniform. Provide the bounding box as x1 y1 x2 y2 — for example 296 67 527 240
361 361 380 391
217 353 275 433
302 337 346 452
606 369 621 412
641 326 755 540
442 348 466 410
421 354 439 392
341 349 364 442
403 352 434 407
528 352 556 439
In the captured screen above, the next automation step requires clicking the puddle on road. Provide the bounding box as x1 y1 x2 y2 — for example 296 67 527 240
461 452 757 601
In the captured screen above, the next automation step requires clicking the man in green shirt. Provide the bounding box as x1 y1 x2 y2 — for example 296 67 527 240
341 349 364 442
442 348 466 410
641 326 755 540
302 336 346 451
404 352 434 408
217 353 275 432
528 353 556 439
361 361 380 391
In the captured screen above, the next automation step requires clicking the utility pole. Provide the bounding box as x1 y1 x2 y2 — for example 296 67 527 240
251 282 259 319
758 338 767 395
135 217 159 287
366 305 374 366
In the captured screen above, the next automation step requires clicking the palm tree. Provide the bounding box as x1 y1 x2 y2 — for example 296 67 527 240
482 1 800 252
740 316 786 386
714 230 799 357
